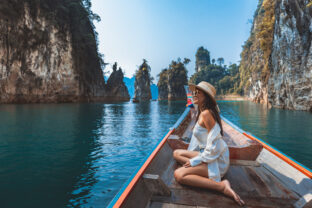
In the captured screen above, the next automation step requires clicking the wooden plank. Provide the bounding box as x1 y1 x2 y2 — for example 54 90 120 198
149 202 196 208
122 178 152 208
244 132 312 179
251 166 299 200
167 137 189 150
146 143 174 175
224 166 257 194
230 159 260 166
143 174 171 197
151 188 296 208
160 159 178 186
114 129 175 208
257 149 312 197
294 193 312 208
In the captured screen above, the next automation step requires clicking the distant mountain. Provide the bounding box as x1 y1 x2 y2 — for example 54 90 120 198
105 76 158 100
123 76 135 99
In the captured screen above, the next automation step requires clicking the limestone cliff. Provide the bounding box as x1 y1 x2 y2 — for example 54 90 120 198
133 59 152 102
195 46 210 72
240 0 312 111
106 63 130 101
0 1 113 103
157 69 168 100
157 58 188 101
168 60 188 101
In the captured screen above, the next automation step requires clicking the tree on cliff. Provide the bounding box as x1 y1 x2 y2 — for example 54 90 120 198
133 59 152 101
157 58 190 100
217 57 224 66
157 68 169 100
189 59 240 95
195 46 210 72
106 62 130 101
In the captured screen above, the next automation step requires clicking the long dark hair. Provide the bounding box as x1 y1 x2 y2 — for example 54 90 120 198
195 89 224 136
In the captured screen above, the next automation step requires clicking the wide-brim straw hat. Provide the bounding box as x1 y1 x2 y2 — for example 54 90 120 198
188 81 220 112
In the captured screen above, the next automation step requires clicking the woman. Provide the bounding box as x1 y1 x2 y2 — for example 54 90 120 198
173 81 245 206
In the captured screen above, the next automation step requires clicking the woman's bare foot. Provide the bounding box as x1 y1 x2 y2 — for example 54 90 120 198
221 179 245 206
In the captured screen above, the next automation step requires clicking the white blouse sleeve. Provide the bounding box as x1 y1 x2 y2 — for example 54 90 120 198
189 123 225 167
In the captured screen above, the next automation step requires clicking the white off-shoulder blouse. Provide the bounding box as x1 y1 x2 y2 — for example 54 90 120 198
187 121 229 182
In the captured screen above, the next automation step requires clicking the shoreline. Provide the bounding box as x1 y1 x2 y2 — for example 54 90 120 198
215 94 247 101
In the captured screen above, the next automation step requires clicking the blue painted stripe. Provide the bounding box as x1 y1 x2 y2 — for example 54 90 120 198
107 130 171 208
222 116 312 174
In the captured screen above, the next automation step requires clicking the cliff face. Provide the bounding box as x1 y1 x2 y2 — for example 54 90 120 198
157 69 168 100
268 0 312 111
0 1 115 103
106 63 130 101
133 60 152 102
168 64 187 101
157 59 188 101
240 0 312 111
195 47 210 72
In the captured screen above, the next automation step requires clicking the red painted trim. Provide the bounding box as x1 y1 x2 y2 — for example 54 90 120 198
113 129 175 208
243 132 312 179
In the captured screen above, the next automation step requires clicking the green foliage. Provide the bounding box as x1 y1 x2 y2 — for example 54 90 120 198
217 57 224 66
195 46 210 72
167 59 188 87
157 68 168 90
157 58 189 98
189 63 240 95
238 0 275 94
135 59 153 85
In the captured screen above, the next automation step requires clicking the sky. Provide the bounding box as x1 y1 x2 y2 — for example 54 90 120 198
91 0 258 81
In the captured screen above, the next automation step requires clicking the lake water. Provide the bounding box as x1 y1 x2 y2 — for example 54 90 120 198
0 101 311 207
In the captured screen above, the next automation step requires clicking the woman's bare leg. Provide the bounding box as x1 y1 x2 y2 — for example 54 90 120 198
174 164 245 206
173 149 199 165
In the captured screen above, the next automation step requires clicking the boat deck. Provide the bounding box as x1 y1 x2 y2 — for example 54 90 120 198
114 109 311 208
146 118 300 207
148 157 299 208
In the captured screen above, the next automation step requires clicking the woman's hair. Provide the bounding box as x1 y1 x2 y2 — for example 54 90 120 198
195 88 224 136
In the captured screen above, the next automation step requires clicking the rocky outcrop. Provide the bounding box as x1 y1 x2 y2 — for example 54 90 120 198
268 0 312 111
157 59 188 101
0 1 122 103
133 59 152 102
240 0 312 111
106 63 130 101
195 47 210 72
157 69 168 100
168 60 188 101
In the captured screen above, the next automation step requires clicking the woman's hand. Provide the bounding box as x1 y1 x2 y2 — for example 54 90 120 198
183 160 191 168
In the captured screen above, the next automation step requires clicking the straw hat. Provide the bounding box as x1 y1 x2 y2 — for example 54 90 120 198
188 81 220 112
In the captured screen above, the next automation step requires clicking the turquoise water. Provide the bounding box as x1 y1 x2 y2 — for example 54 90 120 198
0 102 186 208
0 101 311 207
218 101 312 170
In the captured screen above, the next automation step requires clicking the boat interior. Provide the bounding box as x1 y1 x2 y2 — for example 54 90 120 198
120 109 312 208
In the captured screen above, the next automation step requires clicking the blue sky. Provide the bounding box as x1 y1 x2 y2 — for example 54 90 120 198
91 0 258 81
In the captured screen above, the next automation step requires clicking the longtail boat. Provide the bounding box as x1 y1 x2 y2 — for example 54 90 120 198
108 107 312 208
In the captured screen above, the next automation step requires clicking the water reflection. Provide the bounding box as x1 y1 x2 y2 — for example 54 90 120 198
0 104 105 208
0 101 187 208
